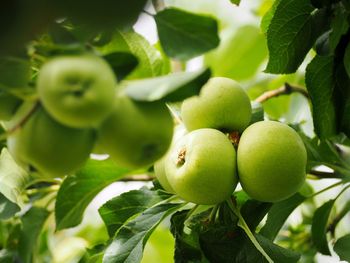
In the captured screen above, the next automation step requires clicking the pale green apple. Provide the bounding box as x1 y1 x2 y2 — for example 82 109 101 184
7 106 95 177
37 55 116 128
181 77 252 132
237 121 307 202
97 94 174 169
154 124 188 193
165 128 238 205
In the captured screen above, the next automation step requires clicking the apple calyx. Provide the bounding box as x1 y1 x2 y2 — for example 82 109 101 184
176 148 186 166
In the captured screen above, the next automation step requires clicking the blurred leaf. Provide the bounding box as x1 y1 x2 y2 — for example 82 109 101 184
0 249 16 263
79 244 105 263
311 199 334 255
55 159 131 230
124 68 211 102
0 57 31 91
205 25 267 81
305 55 337 139
98 31 167 79
240 200 272 231
334 234 350 262
265 0 315 73
260 193 306 240
99 188 171 237
102 203 183 263
103 52 138 81
329 4 349 52
155 8 220 60
230 0 241 4
18 207 50 263
0 148 29 219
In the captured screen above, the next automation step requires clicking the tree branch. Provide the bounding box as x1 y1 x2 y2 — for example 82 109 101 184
255 83 309 103
119 174 155 182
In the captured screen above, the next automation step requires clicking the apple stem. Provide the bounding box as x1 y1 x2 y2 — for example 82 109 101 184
226 198 274 263
209 204 219 223
184 204 199 223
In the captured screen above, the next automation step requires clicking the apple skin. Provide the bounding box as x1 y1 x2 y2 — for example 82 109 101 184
7 106 95 177
237 121 307 202
0 91 22 121
97 94 174 169
165 128 238 205
154 124 188 193
181 77 252 133
37 55 116 128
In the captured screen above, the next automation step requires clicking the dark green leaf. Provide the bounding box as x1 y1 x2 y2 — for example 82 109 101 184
97 31 167 79
311 199 335 255
0 148 29 219
0 249 16 263
102 203 183 263
261 0 281 35
79 244 105 263
241 200 272 231
18 207 50 263
205 25 267 81
124 68 211 102
0 57 30 91
55 159 130 230
334 234 350 261
155 8 220 60
103 52 138 81
230 0 241 5
171 210 209 263
249 102 264 125
305 55 337 139
329 4 349 52
99 188 171 237
260 193 306 240
265 0 315 73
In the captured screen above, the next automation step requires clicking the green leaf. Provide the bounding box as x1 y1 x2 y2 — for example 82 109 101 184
230 0 241 5
261 0 281 35
79 244 105 263
103 52 138 81
124 68 211 102
18 207 50 263
311 199 334 255
329 4 349 52
0 57 31 91
97 31 167 79
249 102 265 125
265 0 315 73
334 234 350 262
305 55 337 139
99 188 171 237
102 202 183 263
240 200 272 231
55 159 130 230
205 25 267 81
155 8 220 60
260 193 306 240
0 148 29 219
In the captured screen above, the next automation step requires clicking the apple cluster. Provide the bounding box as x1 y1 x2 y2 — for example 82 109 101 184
2 54 174 178
155 77 307 205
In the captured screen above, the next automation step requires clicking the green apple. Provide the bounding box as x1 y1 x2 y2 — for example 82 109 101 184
181 77 252 132
165 128 238 205
0 91 22 121
237 121 307 202
97 94 174 169
154 124 188 193
37 55 116 128
7 106 95 177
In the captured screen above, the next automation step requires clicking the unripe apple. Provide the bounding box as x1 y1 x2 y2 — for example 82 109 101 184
37 55 116 128
154 124 188 193
7 106 95 177
97 94 174 169
237 121 307 202
165 128 238 205
181 77 252 132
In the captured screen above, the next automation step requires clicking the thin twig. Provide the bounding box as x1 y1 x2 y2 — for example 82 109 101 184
255 83 309 103
119 174 155 182
308 169 343 179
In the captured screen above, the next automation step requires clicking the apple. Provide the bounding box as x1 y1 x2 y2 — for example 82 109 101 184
154 124 188 193
237 121 307 202
7 106 95 177
0 91 22 121
165 128 238 205
37 55 116 128
181 77 252 133
97 94 174 169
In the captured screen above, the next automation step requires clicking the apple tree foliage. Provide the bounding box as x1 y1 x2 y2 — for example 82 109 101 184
0 0 350 262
